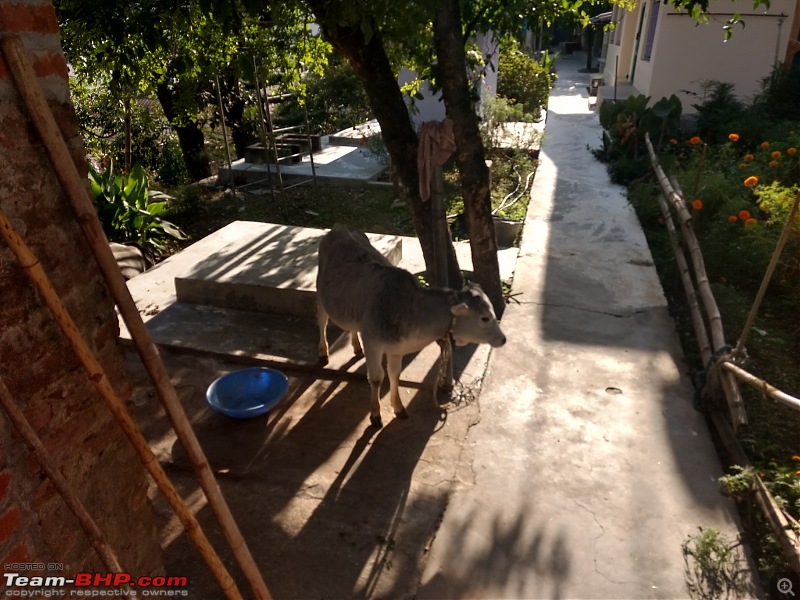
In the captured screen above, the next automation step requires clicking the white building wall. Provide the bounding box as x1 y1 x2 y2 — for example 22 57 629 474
621 0 796 113
399 32 500 129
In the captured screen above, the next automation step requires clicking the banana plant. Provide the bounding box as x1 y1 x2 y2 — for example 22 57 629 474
89 161 186 256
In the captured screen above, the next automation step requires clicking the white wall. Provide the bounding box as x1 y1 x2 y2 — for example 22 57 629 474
399 32 500 129
634 0 796 113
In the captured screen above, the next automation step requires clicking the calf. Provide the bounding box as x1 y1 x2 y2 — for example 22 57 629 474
316 224 506 427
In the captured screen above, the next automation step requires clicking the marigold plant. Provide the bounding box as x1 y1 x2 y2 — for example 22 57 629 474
788 147 797 155
728 133 740 142
689 136 701 145
761 141 770 149
692 199 703 210
769 160 779 168
744 154 754 162
728 215 738 222
744 176 759 187
739 209 752 221
771 151 782 158
739 163 748 169
744 218 758 229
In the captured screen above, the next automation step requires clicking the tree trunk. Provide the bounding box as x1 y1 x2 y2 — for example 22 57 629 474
305 0 462 288
433 0 505 316
155 79 212 182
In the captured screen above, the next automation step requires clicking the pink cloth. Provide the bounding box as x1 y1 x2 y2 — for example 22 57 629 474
417 118 456 202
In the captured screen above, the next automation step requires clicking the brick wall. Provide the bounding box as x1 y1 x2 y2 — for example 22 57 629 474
0 0 163 578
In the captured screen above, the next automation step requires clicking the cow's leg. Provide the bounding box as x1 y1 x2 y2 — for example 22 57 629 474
350 331 363 357
364 345 385 428
386 353 408 420
316 299 329 363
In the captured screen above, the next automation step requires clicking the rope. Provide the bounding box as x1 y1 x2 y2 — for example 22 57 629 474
693 344 733 411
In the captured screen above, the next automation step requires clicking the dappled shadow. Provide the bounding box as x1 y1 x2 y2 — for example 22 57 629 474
133 339 466 598
416 504 571 600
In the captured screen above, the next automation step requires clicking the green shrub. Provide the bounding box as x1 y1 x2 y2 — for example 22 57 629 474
89 162 186 256
480 96 538 154
496 50 551 121
692 81 746 145
70 77 189 186
276 57 372 135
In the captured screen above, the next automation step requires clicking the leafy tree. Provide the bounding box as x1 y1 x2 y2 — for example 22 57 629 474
56 0 329 181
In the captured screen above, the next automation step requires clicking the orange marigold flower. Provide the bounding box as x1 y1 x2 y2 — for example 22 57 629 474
739 210 752 221
670 138 678 145
761 141 770 149
728 133 740 142
744 218 758 229
793 455 800 461
744 154 754 162
689 136 701 145
744 176 759 187
771 150 782 158
728 215 738 222
739 163 748 169
769 160 779 168
788 147 798 155
692 199 703 210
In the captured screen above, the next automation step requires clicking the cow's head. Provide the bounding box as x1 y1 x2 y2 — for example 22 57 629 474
449 284 507 348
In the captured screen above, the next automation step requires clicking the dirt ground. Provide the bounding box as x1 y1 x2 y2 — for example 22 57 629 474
126 330 492 599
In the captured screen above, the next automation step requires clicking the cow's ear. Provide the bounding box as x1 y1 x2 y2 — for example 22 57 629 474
451 302 470 317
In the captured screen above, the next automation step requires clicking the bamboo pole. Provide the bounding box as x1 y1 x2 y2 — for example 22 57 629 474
645 133 747 428
720 361 800 412
655 193 712 365
0 376 128 579
0 34 272 600
734 189 800 359
0 207 241 600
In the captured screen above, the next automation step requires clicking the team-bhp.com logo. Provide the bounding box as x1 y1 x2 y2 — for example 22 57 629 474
3 569 189 597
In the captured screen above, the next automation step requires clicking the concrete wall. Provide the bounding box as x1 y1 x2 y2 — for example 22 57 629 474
0 0 163 576
603 0 796 113
645 0 795 109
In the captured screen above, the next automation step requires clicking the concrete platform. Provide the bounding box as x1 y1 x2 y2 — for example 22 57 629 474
218 126 387 187
173 222 402 318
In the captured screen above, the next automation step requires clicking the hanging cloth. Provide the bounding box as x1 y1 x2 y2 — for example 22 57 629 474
417 118 456 202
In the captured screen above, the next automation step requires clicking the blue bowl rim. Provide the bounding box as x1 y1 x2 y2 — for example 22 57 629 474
206 367 289 419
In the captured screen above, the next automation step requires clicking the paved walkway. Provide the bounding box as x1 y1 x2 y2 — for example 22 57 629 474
417 53 753 598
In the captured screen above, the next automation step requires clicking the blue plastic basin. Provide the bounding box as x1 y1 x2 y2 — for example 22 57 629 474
206 367 289 419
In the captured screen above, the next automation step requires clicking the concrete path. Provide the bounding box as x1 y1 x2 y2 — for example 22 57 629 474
417 53 753 599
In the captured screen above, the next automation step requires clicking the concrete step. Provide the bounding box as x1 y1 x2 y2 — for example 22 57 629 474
173 221 403 318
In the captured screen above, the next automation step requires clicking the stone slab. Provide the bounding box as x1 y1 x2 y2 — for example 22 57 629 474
172 222 402 318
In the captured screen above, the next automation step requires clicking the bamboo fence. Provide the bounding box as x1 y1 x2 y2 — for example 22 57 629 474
644 132 800 572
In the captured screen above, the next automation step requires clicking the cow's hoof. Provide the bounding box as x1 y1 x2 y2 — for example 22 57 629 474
370 415 383 428
318 354 329 366
395 408 409 420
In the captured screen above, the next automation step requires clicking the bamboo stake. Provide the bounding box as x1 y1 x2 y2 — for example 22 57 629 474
655 193 712 365
0 376 128 579
734 189 800 359
0 34 272 600
720 361 800 412
0 207 241 600
645 134 747 428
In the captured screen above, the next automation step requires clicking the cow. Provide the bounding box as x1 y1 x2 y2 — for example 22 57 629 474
316 224 506 427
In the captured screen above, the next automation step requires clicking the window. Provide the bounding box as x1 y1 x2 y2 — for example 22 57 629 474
642 0 661 61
